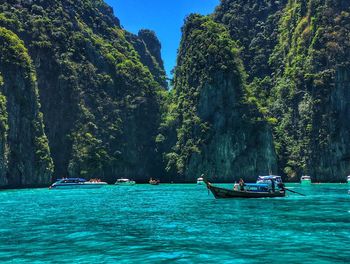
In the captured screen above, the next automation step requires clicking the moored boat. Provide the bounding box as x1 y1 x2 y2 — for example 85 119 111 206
205 175 285 199
149 178 160 185
205 181 285 199
347 175 350 183
49 178 107 189
197 177 204 185
115 178 135 186
300 175 312 184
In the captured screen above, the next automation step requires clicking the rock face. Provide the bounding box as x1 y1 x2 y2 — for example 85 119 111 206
0 28 53 187
265 0 350 181
311 67 350 182
0 0 349 186
214 0 288 80
0 0 165 186
126 29 167 88
163 15 277 182
209 0 350 181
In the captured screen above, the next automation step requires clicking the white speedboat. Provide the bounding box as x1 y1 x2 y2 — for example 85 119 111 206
197 177 204 185
300 175 312 184
49 178 107 189
115 178 135 186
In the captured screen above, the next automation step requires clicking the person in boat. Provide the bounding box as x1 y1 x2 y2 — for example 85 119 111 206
270 179 275 192
277 181 285 191
239 178 245 191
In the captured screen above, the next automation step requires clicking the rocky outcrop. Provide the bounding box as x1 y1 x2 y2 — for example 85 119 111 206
206 0 350 182
127 30 167 88
309 67 350 182
163 15 277 182
0 27 53 187
266 0 350 181
214 0 288 80
138 29 164 70
0 0 165 185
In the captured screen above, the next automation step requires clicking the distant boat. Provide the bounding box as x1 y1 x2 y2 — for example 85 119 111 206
115 178 135 186
149 178 160 185
347 175 350 183
49 178 107 189
197 177 204 185
300 175 312 184
205 176 286 199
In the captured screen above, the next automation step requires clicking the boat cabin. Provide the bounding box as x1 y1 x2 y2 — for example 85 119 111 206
301 175 311 181
256 175 283 184
56 178 86 184
239 183 270 192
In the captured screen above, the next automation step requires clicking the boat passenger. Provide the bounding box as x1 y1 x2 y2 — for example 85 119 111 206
239 178 245 191
270 179 275 192
277 182 285 191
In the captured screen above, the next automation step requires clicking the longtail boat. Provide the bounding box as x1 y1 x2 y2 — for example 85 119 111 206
204 178 286 199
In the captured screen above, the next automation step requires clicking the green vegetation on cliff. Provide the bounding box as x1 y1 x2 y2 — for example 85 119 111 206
161 15 277 182
0 0 349 186
0 27 53 187
214 0 288 80
0 0 165 185
268 0 350 180
212 0 350 181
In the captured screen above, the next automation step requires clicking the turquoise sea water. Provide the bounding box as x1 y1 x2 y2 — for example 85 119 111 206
0 184 349 263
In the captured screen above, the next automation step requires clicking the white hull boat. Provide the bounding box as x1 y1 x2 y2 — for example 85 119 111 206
197 177 204 185
115 178 136 186
50 178 107 189
300 175 312 184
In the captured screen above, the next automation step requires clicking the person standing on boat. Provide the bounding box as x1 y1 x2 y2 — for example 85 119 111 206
277 181 285 192
239 178 245 191
270 179 275 192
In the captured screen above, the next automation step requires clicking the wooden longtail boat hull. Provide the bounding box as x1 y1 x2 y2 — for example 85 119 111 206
206 183 285 199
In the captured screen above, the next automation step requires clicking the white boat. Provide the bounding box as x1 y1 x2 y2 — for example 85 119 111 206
347 175 350 183
115 178 136 186
300 175 312 184
197 177 204 185
149 178 160 185
49 178 107 189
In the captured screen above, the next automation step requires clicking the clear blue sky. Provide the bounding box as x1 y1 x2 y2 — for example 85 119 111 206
105 0 220 77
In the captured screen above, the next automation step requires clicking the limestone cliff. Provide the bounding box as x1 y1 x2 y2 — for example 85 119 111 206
268 0 350 181
207 0 350 182
126 29 167 88
0 0 165 185
0 27 53 187
163 15 277 182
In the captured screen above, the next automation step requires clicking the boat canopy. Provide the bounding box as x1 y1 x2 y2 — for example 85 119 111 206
257 175 282 182
116 178 131 182
56 178 86 182
301 175 311 180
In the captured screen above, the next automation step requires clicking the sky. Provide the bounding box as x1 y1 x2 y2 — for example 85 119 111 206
105 0 220 77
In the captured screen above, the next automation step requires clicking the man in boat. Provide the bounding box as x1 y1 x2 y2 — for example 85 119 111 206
277 181 285 192
270 178 275 192
239 178 245 191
